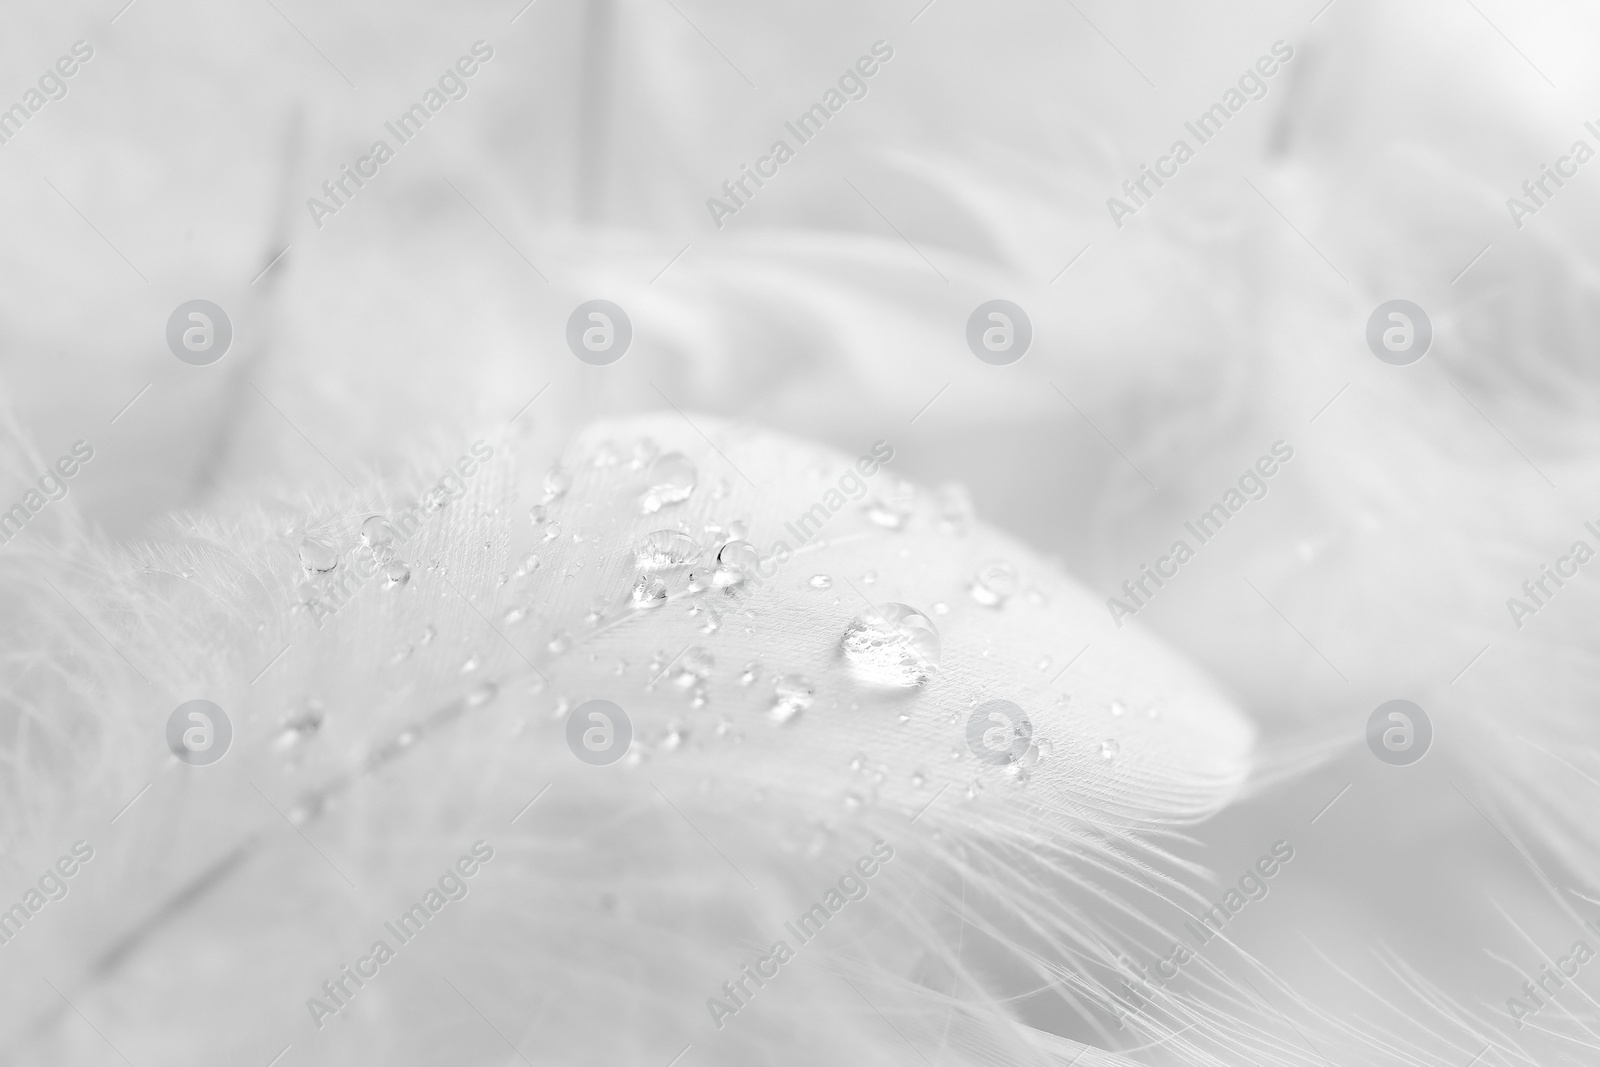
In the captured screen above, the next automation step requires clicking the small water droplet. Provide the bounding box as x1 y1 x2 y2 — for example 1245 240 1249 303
911 770 926 788
466 682 498 707
548 631 572 655
932 602 950 616
543 465 572 501
639 453 698 514
673 646 714 687
298 537 339 574
843 793 863 811
1100 739 1120 760
861 570 877 586
592 441 621 468
504 606 527 624
769 674 814 724
739 661 762 686
969 561 1019 607
384 561 411 588
636 530 702 571
1110 700 1126 718
517 552 541 575
840 604 941 688
419 625 436 645
1036 738 1054 759
1036 656 1052 671
661 724 689 751
272 709 324 752
543 521 562 541
864 500 908 529
728 519 748 540
809 574 833 589
461 654 482 673
631 576 668 610
529 504 548 525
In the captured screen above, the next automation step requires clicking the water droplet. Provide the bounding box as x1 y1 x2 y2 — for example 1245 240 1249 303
862 570 877 586
935 483 974 535
517 553 541 575
840 603 941 688
1036 738 1055 759
932 602 950 616
864 499 908 529
543 466 572 501
1025 587 1049 607
911 770 926 788
631 437 660 470
639 453 698 513
631 576 668 609
529 504 548 525
1036 656 1052 671
728 519 748 540
636 530 701 570
769 674 814 723
673 646 714 687
272 709 324 752
461 654 482 673
592 441 621 468
543 521 562 542
384 561 410 588
808 574 833 590
298 537 339 574
504 606 527 624
466 682 498 707
361 516 396 552
969 561 1018 607
420 625 436 645
661 724 688 751
739 661 762 686
1110 700 1126 718
843 793 863 811
1100 739 1120 760
713 540 760 588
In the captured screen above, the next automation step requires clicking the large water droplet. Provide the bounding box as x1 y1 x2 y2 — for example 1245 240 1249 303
631 437 660 470
969 561 1018 607
714 540 760 588
639 453 697 514
769 674 814 724
637 530 702 571
298 537 339 574
361 516 396 558
840 603 941 688
543 465 572 501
